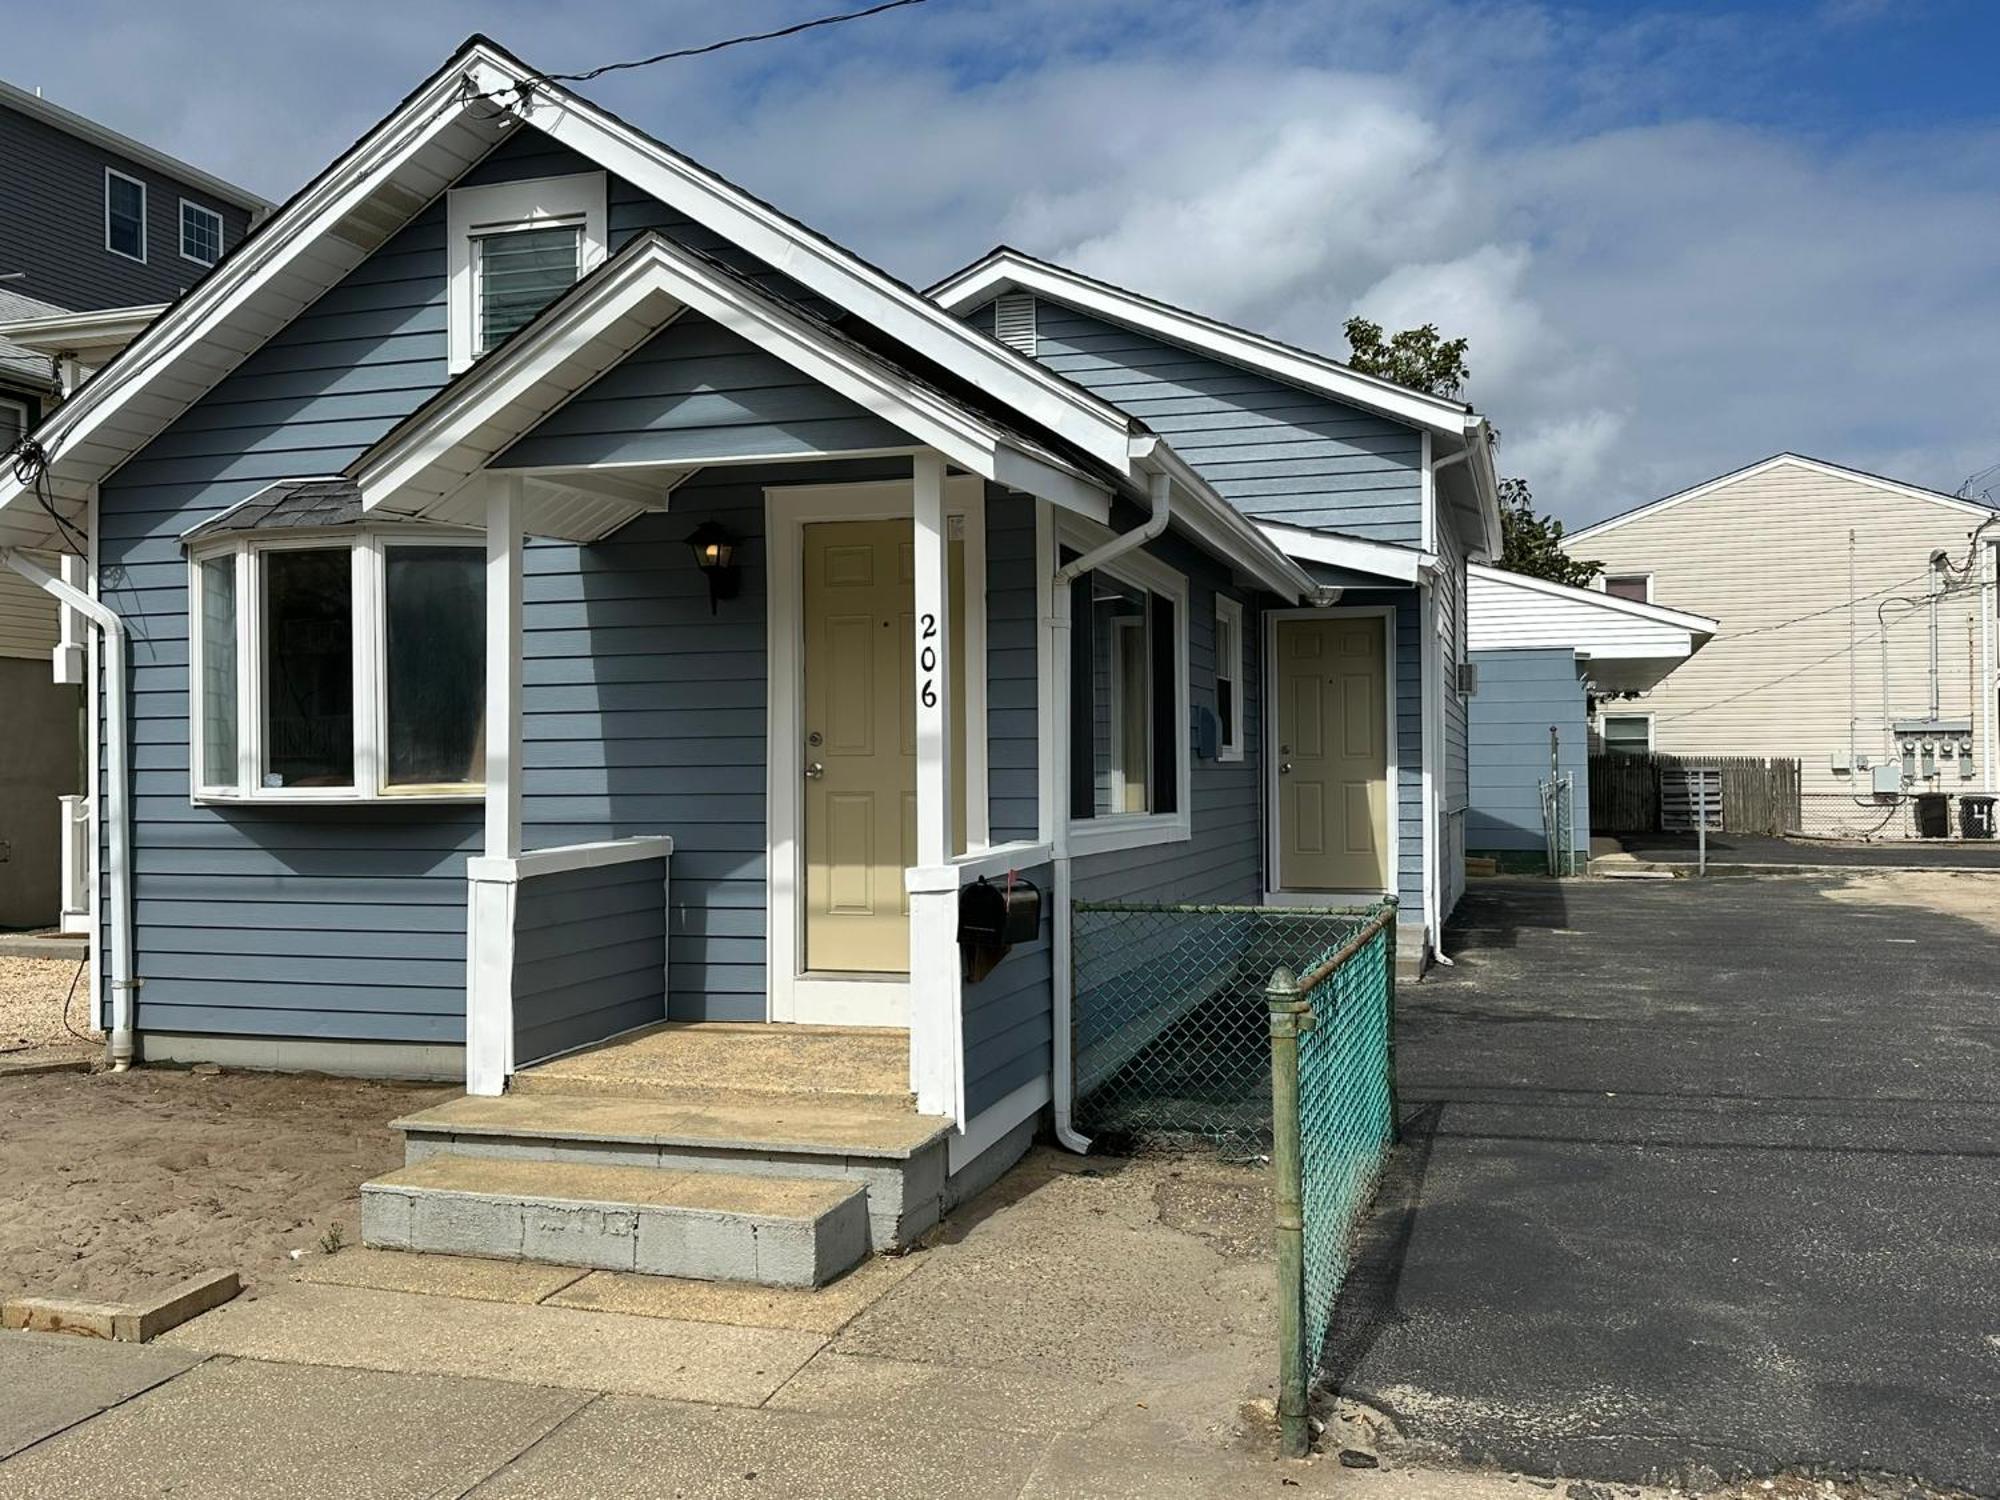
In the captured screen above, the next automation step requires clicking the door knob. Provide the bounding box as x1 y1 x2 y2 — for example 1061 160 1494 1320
805 761 825 780
1280 762 1293 775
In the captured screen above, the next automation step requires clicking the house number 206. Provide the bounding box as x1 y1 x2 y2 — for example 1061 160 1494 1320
918 612 939 708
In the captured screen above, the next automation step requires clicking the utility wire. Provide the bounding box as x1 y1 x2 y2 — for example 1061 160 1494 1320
1706 565 1937 644
515 0 931 87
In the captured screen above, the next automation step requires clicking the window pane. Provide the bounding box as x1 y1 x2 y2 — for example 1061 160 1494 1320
263 549 353 787
0 400 24 451
1602 716 1650 756
1090 575 1151 815
1216 611 1238 745
181 202 221 264
1604 575 1649 602
198 557 237 787
107 175 144 258
476 224 581 352
385 547 486 786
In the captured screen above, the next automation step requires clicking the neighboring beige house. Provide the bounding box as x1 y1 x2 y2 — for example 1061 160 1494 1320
1565 453 1999 807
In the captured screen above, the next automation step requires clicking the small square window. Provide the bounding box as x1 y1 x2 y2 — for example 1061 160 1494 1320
1604 574 1650 603
447 173 606 373
475 222 582 354
1600 714 1652 756
106 171 146 261
180 200 223 266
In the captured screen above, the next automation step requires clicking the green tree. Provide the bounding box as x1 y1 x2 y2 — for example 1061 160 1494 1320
1497 476 1600 588
1342 317 1470 398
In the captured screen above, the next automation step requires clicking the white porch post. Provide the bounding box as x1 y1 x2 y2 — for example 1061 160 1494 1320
466 474 524 1096
908 451 963 1119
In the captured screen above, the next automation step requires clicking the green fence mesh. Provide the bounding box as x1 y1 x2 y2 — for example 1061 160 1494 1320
1293 919 1398 1361
1071 902 1380 1152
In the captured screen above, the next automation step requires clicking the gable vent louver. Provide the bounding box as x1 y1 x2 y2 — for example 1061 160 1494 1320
993 293 1037 357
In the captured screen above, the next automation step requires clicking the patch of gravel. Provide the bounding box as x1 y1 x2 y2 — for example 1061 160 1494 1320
0 954 95 1056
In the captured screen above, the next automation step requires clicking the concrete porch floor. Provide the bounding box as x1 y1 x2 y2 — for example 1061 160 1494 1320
512 1022 914 1104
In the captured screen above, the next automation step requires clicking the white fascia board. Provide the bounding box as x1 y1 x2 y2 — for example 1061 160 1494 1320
0 304 168 357
463 54 1136 475
1467 561 1718 636
1576 636 1698 663
0 55 490 528
1257 522 1433 585
1135 437 1313 601
358 234 1111 523
1569 452 2000 544
929 250 1479 440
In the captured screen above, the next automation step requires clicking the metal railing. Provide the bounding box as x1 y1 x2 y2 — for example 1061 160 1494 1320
1267 904 1399 1458
1071 901 1383 1153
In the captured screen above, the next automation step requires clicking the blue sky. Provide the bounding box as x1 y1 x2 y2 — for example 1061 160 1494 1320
6 0 1996 524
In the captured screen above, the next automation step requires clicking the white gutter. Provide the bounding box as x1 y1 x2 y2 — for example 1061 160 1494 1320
3 546 135 1069
1046 469 1173 1153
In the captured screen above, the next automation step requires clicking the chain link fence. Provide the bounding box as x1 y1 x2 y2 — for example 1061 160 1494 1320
1071 901 1382 1153
1795 790 1999 841
1268 905 1399 1457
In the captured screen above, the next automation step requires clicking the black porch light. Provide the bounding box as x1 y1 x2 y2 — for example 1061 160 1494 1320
685 520 741 615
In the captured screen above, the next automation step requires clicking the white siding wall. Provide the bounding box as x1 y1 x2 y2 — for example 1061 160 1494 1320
0 570 57 660
1468 569 1693 658
1568 460 1995 796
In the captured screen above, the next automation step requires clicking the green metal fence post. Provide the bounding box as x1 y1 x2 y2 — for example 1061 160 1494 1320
1266 963 1311 1459
1384 903 1402 1145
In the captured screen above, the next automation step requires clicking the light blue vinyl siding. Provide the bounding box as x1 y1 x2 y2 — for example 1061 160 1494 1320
961 862 1054 1119
1070 525 1265 907
1467 648 1590 856
512 857 668 1064
985 488 1040 844
994 300 1424 544
1435 519 1470 816
500 314 905 470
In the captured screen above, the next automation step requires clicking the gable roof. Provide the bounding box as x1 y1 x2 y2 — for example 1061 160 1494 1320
351 231 1117 542
0 76 272 217
1569 452 1999 544
926 245 1504 556
0 35 1142 554
1468 561 1718 638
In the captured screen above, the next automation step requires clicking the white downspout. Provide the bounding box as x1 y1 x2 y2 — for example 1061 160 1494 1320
4 546 135 1069
1423 442 1475 970
1047 467 1173 1153
1984 538 1996 794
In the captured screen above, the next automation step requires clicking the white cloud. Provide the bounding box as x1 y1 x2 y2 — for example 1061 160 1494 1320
2 1 1994 526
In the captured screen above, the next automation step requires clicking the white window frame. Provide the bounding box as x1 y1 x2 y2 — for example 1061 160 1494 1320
105 168 147 262
1056 515 1192 858
187 530 486 804
179 199 224 266
447 172 608 375
0 394 31 448
1599 711 1656 755
1600 572 1653 604
1214 594 1245 762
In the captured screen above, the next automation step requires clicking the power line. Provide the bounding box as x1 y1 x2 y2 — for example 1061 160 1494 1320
522 0 932 85
1707 565 1936 644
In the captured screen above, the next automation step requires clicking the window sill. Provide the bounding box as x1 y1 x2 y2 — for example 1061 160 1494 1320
194 788 485 807
1065 813 1192 859
1216 747 1245 764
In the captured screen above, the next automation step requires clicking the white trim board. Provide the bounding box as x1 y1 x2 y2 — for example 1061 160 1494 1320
764 474 989 1029
1260 603 1400 903
1258 522 1434 584
1570 452 2000 543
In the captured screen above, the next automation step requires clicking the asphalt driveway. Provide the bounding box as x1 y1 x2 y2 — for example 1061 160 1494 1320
1336 873 2000 1493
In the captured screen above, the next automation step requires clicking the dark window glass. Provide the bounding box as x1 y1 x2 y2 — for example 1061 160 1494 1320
476 224 581 352
385 547 485 786
1089 575 1151 815
107 173 145 260
1604 575 1649 603
263 549 353 787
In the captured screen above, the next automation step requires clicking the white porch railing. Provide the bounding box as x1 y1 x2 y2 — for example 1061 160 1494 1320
59 795 90 936
463 835 674 1096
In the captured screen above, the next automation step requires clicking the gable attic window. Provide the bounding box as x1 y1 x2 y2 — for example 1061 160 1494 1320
993 293 1037 356
188 500 487 802
446 171 608 374
1060 521 1192 856
1604 573 1651 603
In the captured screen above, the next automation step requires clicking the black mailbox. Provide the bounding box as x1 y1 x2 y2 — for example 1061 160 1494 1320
958 874 1041 984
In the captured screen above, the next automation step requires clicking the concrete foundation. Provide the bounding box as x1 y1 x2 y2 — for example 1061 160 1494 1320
138 1032 465 1081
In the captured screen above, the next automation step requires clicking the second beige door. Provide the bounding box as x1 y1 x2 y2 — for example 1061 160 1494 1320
1276 615 1390 892
801 518 965 974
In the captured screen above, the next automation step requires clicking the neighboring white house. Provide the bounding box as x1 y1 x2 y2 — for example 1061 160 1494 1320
1564 454 1999 806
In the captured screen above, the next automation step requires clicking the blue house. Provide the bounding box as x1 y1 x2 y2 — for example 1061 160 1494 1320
0 39 1499 1286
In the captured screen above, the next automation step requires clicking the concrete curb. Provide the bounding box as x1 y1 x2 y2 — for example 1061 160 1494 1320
2 1269 240 1342
0 1052 94 1078
0 936 88 961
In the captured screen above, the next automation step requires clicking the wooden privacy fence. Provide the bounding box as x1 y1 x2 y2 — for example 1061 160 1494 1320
1588 754 1801 835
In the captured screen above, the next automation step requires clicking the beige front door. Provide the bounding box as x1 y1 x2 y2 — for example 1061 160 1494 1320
1276 615 1390 892
801 519 966 974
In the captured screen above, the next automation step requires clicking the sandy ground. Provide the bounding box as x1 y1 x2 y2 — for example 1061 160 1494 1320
0 1069 453 1303
1816 866 2000 937
0 956 95 1058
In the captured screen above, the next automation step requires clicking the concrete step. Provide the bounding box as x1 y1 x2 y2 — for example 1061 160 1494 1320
360 1155 869 1288
390 1092 951 1250
513 1022 912 1106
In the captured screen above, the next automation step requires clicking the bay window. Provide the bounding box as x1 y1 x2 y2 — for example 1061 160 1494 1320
190 533 486 801
1062 525 1191 855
